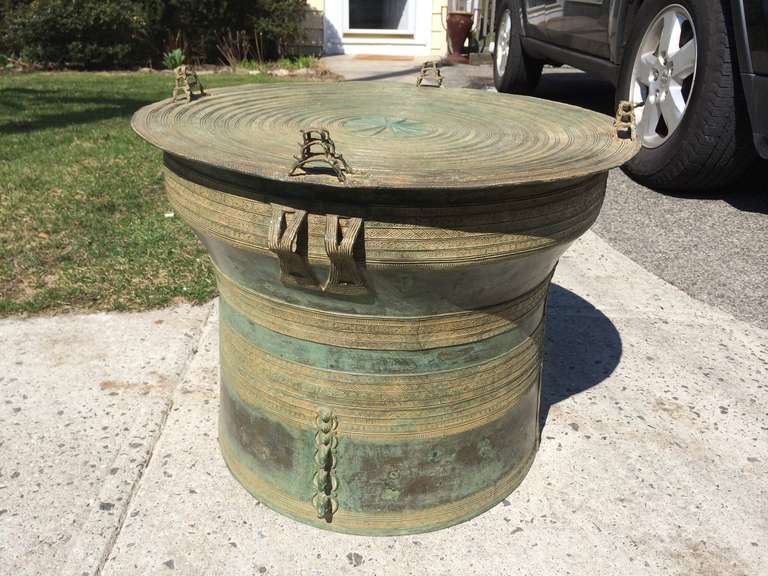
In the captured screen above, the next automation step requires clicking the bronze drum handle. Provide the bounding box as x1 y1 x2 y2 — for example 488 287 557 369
171 65 205 103
289 128 352 182
267 205 366 294
615 100 637 140
416 60 444 88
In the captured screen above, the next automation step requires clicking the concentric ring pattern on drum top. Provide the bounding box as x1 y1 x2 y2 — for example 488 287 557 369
131 81 638 189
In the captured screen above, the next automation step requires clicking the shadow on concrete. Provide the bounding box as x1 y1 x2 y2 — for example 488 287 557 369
660 163 768 215
540 283 622 431
719 164 768 214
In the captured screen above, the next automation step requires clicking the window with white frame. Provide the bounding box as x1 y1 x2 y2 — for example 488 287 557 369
344 0 416 35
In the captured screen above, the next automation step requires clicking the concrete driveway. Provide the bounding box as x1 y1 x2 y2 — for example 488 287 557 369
1 58 767 576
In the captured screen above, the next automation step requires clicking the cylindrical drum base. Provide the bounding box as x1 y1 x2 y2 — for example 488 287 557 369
216 269 546 535
162 155 606 535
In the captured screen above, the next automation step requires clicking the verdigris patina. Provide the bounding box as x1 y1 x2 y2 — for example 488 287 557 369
131 82 639 535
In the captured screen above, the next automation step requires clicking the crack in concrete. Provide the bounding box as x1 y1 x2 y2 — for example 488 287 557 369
66 304 216 576
95 304 216 576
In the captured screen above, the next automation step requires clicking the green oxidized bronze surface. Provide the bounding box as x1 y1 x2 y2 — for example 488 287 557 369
131 82 639 535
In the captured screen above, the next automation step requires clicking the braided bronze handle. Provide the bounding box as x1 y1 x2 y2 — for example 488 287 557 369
267 206 366 294
614 101 637 140
416 61 443 88
289 128 352 182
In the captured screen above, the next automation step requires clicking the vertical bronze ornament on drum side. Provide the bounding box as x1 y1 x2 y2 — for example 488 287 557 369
132 82 639 535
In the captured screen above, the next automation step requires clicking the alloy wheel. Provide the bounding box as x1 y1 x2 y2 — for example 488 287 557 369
496 10 512 76
628 4 698 148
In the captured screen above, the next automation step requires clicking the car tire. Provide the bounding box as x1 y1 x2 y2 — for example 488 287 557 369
617 0 755 192
493 0 542 94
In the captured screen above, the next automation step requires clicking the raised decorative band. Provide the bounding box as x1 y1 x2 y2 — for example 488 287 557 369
215 265 550 351
220 318 543 439
163 164 606 266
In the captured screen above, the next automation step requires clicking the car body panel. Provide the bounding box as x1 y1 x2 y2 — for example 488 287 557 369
741 73 768 156
743 0 768 73
523 0 553 41
545 0 612 59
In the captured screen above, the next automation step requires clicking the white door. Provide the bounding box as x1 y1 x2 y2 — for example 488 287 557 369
345 0 416 34
324 0 432 56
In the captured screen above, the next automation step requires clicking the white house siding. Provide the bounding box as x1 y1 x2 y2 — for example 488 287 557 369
431 0 448 56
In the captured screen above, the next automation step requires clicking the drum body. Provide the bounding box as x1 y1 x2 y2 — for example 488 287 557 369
132 81 638 535
163 155 607 535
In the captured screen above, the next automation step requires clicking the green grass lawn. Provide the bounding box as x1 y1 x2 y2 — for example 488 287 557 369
0 71 285 316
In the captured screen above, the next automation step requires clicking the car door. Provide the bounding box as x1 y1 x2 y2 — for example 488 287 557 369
544 0 613 59
523 0 555 42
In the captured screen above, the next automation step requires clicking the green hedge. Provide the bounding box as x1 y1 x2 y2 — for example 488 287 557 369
0 0 308 69
2 1 150 68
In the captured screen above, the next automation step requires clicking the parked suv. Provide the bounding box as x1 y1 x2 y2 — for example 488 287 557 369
493 0 768 191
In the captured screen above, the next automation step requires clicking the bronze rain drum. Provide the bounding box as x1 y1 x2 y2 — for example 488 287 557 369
132 82 639 535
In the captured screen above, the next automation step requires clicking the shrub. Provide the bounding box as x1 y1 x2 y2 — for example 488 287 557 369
1 0 152 69
0 0 309 69
253 0 308 59
217 30 251 70
142 0 242 65
149 0 308 63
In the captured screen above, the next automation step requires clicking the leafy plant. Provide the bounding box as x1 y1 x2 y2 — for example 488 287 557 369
238 55 317 74
163 48 185 70
283 55 317 70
